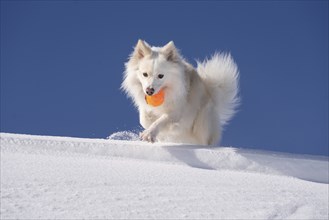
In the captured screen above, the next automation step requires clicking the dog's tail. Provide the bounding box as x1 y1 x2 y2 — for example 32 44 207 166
197 53 240 126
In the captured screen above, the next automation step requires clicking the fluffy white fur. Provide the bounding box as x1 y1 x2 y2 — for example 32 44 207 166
122 40 239 145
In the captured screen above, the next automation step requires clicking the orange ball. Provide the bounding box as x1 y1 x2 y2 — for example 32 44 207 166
145 89 165 107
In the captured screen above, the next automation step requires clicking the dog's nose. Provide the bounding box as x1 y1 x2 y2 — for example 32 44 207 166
146 87 155 96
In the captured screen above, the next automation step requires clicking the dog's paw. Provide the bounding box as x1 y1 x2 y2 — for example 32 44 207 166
140 129 156 143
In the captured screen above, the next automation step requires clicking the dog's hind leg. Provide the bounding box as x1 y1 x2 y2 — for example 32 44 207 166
192 102 220 146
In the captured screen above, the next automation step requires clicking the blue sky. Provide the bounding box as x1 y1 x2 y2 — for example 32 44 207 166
1 1 328 156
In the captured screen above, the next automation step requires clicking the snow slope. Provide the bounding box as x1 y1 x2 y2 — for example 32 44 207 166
1 133 328 219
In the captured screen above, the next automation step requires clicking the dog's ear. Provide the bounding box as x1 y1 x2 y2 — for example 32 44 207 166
133 39 152 59
162 41 179 62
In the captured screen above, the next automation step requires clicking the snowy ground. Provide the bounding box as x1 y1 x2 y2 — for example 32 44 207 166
1 133 328 219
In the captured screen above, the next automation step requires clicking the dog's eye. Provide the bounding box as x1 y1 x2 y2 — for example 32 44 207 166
143 72 148 77
158 74 164 79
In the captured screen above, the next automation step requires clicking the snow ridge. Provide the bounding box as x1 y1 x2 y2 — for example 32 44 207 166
1 133 328 183
1 133 328 219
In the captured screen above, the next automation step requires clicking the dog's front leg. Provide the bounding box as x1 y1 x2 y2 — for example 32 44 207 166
140 114 169 142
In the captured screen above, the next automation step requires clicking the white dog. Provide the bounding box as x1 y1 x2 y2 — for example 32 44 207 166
122 40 239 145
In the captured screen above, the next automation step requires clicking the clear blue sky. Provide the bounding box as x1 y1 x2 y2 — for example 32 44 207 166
1 1 328 156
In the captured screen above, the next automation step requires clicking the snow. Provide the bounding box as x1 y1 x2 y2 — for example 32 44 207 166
1 132 328 219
